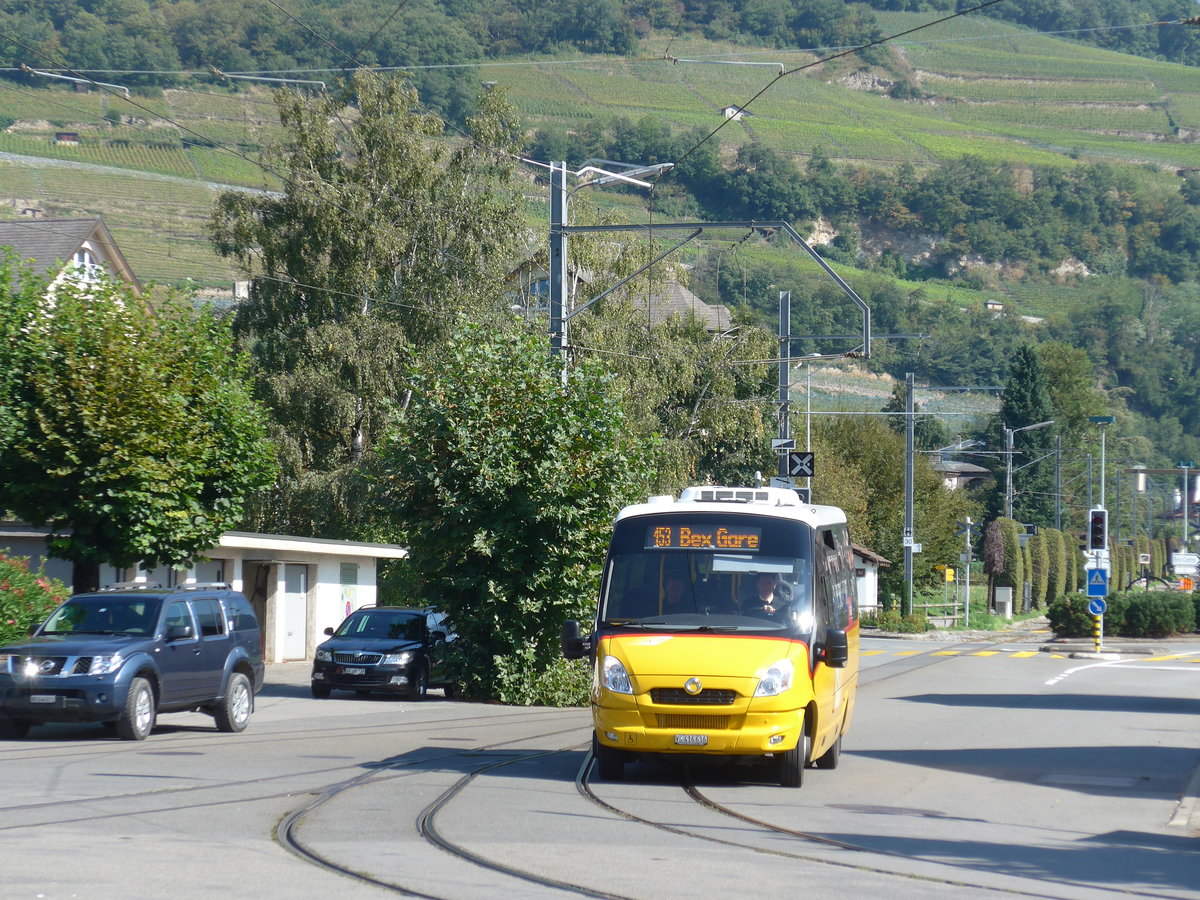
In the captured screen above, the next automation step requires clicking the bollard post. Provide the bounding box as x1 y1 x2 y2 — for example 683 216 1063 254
1093 613 1103 653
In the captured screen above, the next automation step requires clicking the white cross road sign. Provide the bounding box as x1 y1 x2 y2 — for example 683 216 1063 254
787 452 814 478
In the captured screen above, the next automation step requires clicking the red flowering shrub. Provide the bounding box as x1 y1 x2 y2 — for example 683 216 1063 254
0 554 69 646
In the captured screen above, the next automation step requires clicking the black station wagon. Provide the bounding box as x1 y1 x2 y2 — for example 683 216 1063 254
311 606 455 699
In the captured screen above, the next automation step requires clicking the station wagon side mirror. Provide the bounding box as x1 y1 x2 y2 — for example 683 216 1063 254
822 628 849 668
429 630 447 644
166 624 194 641
561 620 589 660
323 626 334 636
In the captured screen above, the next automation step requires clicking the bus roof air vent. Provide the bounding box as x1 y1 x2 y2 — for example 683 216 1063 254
646 495 675 505
679 486 799 506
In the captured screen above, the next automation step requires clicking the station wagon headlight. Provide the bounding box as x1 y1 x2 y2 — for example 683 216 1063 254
88 654 123 676
381 651 413 666
601 655 633 694
315 649 332 662
754 659 794 697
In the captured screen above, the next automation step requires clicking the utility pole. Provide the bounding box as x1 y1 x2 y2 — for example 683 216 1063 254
778 291 790 479
903 372 914 616
548 161 568 370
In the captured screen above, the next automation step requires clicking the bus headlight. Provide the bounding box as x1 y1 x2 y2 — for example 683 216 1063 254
754 659 794 697
601 655 633 694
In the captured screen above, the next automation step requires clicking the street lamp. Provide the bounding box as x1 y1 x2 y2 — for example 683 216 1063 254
1004 420 1054 519
1089 415 1116 508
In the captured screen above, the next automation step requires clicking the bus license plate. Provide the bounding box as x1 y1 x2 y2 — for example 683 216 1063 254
674 734 707 746
29 694 56 704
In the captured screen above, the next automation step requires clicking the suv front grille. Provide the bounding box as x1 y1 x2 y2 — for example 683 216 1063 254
333 651 383 665
650 688 737 705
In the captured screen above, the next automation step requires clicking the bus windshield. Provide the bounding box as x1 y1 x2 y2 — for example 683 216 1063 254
599 513 815 636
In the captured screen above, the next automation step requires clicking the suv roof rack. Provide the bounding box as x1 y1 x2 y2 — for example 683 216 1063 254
99 581 163 591
171 582 231 592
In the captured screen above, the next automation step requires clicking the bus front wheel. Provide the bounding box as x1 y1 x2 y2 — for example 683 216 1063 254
778 726 810 787
593 732 626 781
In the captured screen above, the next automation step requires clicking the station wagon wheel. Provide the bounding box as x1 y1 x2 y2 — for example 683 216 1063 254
115 677 155 741
593 732 626 781
412 664 428 700
0 716 32 739
778 723 810 787
311 683 332 699
214 672 252 733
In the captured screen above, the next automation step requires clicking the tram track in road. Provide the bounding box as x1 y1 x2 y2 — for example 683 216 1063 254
276 723 611 900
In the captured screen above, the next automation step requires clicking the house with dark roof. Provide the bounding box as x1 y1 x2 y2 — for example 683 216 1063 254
638 280 732 332
0 217 140 292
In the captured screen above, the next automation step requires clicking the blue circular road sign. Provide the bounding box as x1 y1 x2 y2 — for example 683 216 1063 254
1087 597 1107 616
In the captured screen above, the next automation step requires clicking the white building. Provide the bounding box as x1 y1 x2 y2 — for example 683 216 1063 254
0 526 407 663
853 544 891 612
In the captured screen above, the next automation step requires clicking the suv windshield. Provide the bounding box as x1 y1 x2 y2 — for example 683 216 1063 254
601 513 815 636
40 596 162 636
335 611 425 641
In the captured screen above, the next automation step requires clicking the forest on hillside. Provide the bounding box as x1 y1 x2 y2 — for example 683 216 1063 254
4 0 1200 119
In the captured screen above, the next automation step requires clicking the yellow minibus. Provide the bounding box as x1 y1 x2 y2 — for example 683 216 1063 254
562 485 859 787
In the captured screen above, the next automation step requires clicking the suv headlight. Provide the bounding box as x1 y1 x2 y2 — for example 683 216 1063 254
315 649 332 662
754 659 794 697
381 651 413 666
601 655 633 694
88 654 123 676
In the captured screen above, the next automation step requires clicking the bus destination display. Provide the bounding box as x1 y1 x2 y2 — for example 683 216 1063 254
646 524 761 551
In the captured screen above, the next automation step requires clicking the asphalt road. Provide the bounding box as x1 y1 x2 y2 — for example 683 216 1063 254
2 633 1197 900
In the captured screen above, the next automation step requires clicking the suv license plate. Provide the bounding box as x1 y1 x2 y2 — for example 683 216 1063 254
342 667 365 676
674 734 708 746
29 694 56 704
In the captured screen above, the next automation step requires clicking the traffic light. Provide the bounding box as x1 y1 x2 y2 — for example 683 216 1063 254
1088 508 1108 551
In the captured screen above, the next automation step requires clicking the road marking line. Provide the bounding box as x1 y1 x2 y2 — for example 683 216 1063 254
932 650 960 656
1010 651 1039 658
971 651 999 656
860 650 885 656
894 650 923 656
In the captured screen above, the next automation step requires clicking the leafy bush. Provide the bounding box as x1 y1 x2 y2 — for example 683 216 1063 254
485 647 592 706
862 609 930 633
1049 591 1192 637
0 554 69 646
1123 593 1195 638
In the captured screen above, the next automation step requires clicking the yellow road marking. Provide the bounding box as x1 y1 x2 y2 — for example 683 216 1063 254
971 650 999 656
932 650 961 656
1010 651 1039 658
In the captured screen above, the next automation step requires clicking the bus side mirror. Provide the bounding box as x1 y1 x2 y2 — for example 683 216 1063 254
822 628 848 668
561 620 589 660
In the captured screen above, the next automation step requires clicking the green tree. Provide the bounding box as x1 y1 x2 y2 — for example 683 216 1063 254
210 69 525 536
1027 529 1050 609
372 323 655 703
0 264 277 590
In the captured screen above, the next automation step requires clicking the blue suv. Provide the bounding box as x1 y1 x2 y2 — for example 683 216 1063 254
0 584 264 740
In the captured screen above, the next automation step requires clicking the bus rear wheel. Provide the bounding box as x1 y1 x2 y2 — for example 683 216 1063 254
778 726 810 787
593 732 626 781
815 733 842 770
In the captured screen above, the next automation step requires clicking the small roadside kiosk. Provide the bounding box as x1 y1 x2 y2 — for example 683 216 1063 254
0 526 407 663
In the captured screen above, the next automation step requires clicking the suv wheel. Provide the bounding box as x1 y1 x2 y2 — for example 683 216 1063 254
115 677 156 741
0 716 32 739
311 683 332 699
214 672 252 733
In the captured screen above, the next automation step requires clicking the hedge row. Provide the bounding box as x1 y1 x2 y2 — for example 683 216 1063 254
1048 590 1198 638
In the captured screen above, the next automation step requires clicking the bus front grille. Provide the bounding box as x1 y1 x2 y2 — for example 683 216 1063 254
656 714 730 730
651 688 736 705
